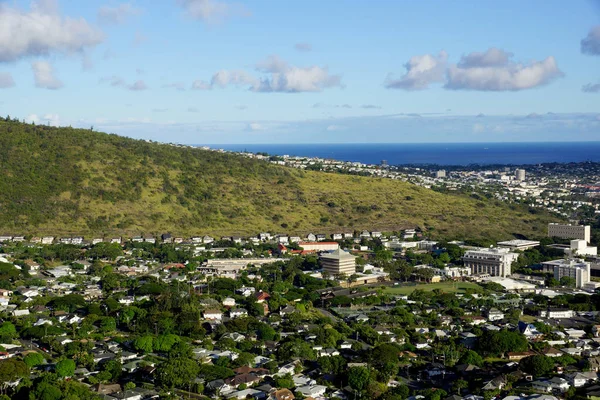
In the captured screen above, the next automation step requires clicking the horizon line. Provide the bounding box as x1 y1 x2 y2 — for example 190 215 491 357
192 140 600 146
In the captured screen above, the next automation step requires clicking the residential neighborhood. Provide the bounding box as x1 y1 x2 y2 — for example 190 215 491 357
1 225 600 399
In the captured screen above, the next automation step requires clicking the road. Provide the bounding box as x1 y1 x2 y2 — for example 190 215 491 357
316 307 340 322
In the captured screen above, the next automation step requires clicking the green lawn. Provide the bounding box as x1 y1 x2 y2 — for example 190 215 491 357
383 281 483 295
519 314 537 323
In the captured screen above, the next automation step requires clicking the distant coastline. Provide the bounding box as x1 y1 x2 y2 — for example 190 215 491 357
195 142 600 166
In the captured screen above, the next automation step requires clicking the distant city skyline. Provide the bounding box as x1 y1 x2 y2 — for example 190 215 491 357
0 0 599 143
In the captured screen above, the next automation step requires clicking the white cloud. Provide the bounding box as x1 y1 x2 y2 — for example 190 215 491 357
43 113 60 126
445 51 563 91
187 107 199 112
385 48 562 92
26 113 60 126
100 75 148 91
101 75 125 87
361 104 382 109
384 51 448 90
211 69 258 88
97 3 142 25
32 61 63 89
26 114 39 124
582 82 600 93
191 79 211 90
326 125 345 131
0 0 103 62
457 47 513 67
581 25 600 55
254 55 342 92
0 72 15 88
247 122 264 131
129 80 147 91
177 0 247 23
195 55 342 93
313 103 354 109
258 65 341 92
294 43 312 52
256 55 289 73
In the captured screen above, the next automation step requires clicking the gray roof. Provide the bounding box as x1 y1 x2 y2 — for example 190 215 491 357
319 249 355 260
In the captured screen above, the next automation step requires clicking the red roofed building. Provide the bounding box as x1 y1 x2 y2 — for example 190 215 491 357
291 249 316 255
255 291 271 303
277 243 288 254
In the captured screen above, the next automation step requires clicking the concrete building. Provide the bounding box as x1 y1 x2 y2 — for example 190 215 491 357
320 249 356 277
548 223 591 243
497 239 540 251
435 170 446 178
444 266 471 279
515 169 526 181
463 248 519 277
543 258 590 288
569 239 597 257
482 277 536 292
539 308 575 319
299 242 339 252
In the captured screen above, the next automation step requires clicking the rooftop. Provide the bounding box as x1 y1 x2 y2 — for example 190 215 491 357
319 249 356 260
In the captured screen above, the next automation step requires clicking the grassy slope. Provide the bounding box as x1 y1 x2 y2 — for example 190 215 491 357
0 120 558 239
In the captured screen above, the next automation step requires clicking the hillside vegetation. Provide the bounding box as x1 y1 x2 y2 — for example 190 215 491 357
0 119 557 239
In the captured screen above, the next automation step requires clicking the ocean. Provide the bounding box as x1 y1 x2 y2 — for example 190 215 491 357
201 142 600 166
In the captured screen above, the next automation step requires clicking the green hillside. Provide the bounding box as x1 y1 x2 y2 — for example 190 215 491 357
0 119 557 239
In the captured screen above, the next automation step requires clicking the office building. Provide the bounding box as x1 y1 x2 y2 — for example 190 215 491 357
435 170 446 178
548 223 591 243
515 169 526 181
543 259 591 288
462 248 519 278
320 249 356 277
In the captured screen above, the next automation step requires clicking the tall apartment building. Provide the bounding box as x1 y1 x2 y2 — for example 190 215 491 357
435 170 446 178
542 259 591 288
515 169 526 181
548 223 591 243
462 248 519 278
320 249 356 277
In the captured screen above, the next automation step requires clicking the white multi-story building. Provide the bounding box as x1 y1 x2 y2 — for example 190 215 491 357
444 267 471 279
539 309 575 319
487 309 505 321
515 169 526 181
544 259 591 288
320 249 356 277
569 239 597 257
462 248 519 277
548 223 591 243
435 170 446 178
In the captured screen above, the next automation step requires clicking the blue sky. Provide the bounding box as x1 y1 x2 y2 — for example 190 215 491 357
0 0 599 143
